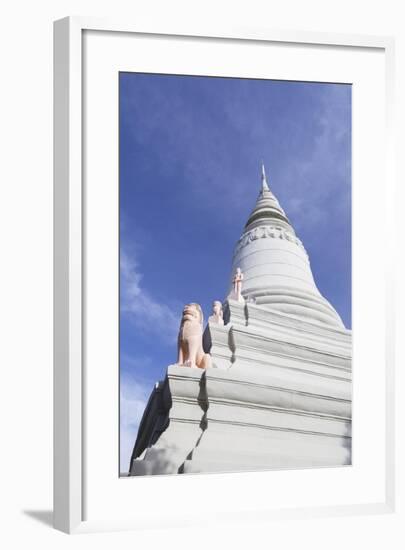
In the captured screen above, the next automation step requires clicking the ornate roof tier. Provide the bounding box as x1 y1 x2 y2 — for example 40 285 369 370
244 164 291 230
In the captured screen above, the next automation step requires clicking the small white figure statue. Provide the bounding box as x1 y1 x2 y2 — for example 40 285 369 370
208 300 224 325
232 267 244 302
176 303 212 369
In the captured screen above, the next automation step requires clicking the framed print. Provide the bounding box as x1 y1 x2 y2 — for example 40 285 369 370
54 17 396 533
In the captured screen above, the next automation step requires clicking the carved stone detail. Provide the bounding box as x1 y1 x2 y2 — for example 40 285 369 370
208 300 224 325
227 268 245 303
234 225 306 256
177 303 212 369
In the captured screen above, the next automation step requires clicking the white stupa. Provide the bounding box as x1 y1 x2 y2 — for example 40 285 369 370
230 164 344 328
129 165 352 476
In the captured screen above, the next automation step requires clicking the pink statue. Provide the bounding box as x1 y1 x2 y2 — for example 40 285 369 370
176 303 212 369
208 300 224 325
233 267 244 302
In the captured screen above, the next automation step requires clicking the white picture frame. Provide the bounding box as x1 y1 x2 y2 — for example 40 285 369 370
53 16 396 534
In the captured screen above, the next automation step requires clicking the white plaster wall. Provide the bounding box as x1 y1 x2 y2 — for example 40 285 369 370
229 225 344 327
131 293 352 476
234 238 314 291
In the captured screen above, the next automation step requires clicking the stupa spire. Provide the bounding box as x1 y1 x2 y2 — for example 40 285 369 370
261 162 270 192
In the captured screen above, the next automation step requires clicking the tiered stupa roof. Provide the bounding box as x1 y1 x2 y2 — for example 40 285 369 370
229 164 344 328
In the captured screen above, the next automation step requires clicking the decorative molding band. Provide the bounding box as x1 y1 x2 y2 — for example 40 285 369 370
234 225 307 255
227 355 351 381
231 326 352 361
206 418 352 439
233 342 351 372
206 375 351 404
207 397 351 422
244 298 352 339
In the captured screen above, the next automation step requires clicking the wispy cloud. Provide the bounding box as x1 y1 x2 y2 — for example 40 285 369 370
120 249 179 344
121 76 350 235
120 371 151 474
280 85 351 232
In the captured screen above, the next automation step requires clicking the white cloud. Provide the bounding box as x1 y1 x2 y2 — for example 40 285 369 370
281 86 351 232
119 248 179 473
120 249 179 344
120 374 151 474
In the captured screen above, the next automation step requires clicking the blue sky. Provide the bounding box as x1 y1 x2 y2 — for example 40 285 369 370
119 73 351 473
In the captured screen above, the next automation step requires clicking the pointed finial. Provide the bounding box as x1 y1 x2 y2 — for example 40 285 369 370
261 161 269 192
